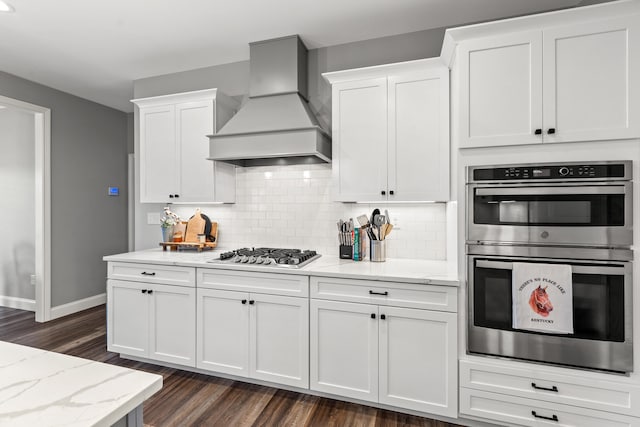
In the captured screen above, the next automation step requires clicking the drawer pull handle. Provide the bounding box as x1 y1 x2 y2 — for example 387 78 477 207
531 383 558 392
371 313 376 319
369 290 388 296
241 299 247 305
141 272 156 276
531 411 558 422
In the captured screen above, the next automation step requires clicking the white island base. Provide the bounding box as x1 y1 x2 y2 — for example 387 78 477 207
0 341 162 427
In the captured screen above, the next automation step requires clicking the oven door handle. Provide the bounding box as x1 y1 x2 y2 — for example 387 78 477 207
475 186 626 196
475 260 626 275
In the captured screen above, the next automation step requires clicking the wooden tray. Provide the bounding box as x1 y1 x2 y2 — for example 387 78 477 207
159 241 217 252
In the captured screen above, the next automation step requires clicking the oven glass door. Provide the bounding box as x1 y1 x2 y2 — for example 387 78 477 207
472 257 626 342
473 185 626 227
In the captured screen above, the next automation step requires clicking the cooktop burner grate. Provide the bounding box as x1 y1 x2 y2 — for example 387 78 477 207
211 247 321 268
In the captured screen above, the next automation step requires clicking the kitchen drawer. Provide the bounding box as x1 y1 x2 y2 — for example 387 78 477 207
108 262 195 287
460 359 640 417
310 276 456 312
197 268 309 297
460 388 640 427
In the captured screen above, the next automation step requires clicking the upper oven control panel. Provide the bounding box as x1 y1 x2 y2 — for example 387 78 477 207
470 161 630 182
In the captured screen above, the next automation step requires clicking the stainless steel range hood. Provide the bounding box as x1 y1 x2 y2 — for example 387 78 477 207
208 35 331 167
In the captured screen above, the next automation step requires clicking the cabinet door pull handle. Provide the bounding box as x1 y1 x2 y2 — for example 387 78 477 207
531 411 558 422
169 194 174 198
389 190 394 195
380 314 386 320
174 194 180 198
241 299 247 304
147 290 153 294
381 190 386 196
371 313 376 319
531 383 558 392
369 290 388 296
141 289 147 294
141 272 156 276
547 128 556 134
249 300 255 305
534 128 542 135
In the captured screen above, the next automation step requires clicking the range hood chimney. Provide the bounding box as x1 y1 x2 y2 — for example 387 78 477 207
208 35 331 167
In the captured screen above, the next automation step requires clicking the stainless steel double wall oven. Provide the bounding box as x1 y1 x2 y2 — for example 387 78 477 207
466 161 633 373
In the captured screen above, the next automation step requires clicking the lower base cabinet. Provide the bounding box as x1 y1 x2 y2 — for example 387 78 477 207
460 359 640 426
107 279 196 367
460 388 640 427
310 299 457 417
196 288 309 388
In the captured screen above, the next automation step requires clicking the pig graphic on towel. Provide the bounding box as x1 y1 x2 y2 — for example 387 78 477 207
512 262 574 334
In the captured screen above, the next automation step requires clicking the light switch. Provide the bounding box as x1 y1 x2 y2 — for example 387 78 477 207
108 186 119 196
147 212 161 225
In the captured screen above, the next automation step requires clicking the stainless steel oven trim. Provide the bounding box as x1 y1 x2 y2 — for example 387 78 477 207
467 160 632 183
467 242 633 261
466 181 633 247
475 259 627 275
467 253 633 373
475 184 627 196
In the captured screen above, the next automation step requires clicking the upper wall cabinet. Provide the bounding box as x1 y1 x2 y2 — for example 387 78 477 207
323 59 450 202
132 89 239 204
455 15 640 148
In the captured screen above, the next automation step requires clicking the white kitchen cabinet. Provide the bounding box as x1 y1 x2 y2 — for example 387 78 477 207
107 279 196 367
460 358 640 421
310 299 378 402
196 288 249 377
457 16 639 148
324 59 450 202
196 287 309 388
329 77 387 203
133 89 239 204
378 306 457 414
310 277 457 417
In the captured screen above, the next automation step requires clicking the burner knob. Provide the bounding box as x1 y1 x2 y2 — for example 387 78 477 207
240 256 249 263
248 256 257 264
289 258 300 265
558 167 569 176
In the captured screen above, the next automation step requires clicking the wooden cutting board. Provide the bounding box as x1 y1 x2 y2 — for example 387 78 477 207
184 210 206 242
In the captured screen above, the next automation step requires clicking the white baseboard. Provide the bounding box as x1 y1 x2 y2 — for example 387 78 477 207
0 296 36 311
50 293 106 320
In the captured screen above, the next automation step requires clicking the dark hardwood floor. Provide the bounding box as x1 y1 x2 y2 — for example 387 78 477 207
0 305 463 427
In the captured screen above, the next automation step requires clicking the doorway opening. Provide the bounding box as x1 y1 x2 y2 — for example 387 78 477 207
0 95 51 322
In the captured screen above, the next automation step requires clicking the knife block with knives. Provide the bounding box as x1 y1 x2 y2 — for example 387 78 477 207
337 218 368 261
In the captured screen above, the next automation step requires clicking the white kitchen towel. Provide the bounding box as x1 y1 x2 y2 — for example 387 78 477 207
512 262 573 334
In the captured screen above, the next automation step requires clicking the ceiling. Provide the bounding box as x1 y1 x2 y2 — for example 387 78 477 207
0 0 588 113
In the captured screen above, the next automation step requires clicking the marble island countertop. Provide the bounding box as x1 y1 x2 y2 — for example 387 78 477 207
104 249 459 286
0 341 162 427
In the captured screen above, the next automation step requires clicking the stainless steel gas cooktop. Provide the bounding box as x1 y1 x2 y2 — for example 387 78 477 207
208 248 321 269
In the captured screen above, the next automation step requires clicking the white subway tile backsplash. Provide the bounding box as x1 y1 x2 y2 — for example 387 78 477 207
170 164 447 260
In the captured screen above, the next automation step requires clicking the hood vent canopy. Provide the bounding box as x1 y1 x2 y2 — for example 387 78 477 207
209 35 331 167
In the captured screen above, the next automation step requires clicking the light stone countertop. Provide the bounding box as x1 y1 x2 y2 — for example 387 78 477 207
0 341 162 427
104 248 459 286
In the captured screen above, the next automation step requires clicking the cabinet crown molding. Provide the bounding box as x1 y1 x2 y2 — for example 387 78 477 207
440 0 640 68
322 57 446 85
131 88 239 110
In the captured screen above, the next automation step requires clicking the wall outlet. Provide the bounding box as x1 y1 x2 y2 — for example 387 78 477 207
30 275 36 286
147 212 161 225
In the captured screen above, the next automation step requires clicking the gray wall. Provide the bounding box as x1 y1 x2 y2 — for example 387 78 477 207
0 71 129 307
0 108 35 300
